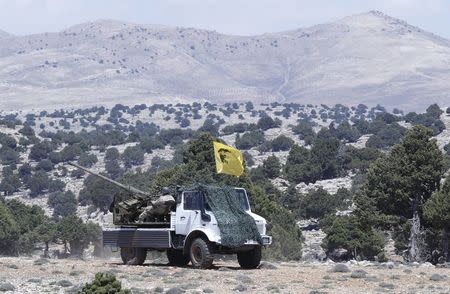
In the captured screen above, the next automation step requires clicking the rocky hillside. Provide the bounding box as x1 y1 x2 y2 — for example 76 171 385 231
1 11 450 111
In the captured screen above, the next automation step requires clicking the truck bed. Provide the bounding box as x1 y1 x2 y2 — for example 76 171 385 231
103 227 173 249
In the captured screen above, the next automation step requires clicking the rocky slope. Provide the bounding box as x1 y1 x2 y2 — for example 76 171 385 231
1 11 450 111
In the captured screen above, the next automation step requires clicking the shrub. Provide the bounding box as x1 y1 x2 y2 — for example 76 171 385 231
80 273 131 294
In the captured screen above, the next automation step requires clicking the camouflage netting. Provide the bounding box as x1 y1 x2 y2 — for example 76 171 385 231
195 184 262 248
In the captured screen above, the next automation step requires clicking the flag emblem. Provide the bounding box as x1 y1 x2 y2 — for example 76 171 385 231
213 141 244 177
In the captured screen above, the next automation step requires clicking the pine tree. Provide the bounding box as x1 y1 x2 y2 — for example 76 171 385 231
356 125 445 261
424 175 450 262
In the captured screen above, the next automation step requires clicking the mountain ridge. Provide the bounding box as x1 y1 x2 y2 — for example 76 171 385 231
1 11 449 111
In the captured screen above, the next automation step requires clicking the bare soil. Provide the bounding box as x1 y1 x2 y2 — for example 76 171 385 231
0 257 449 293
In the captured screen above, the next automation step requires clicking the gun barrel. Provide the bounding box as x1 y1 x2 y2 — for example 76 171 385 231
68 162 152 199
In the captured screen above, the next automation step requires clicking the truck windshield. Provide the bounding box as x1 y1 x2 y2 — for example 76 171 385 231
201 188 250 211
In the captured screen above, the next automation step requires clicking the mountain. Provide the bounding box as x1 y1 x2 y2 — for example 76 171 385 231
1 11 450 111
0 29 10 39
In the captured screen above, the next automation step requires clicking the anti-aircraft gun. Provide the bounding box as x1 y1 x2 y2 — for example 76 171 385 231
68 162 170 226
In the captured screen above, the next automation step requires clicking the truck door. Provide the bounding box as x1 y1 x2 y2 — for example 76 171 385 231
175 191 202 235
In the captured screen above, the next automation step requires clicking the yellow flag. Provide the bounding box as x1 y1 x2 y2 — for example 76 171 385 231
213 141 244 177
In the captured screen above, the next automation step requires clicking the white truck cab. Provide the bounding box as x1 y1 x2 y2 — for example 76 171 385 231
103 187 272 269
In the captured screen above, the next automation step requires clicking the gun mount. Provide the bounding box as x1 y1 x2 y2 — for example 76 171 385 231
68 162 159 225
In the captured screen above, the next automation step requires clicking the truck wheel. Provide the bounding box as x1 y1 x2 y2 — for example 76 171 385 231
167 249 190 266
189 238 213 269
237 246 261 269
120 247 147 265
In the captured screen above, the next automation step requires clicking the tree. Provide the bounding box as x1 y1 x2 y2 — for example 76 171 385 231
235 130 266 150
257 115 281 131
291 121 315 145
321 215 385 261
262 155 281 179
0 174 21 196
79 175 117 212
270 135 294 152
0 201 19 255
4 200 46 254
57 216 101 256
35 219 57 257
356 126 445 261
28 171 50 197
105 160 123 179
423 175 450 262
35 159 54 172
77 153 98 168
122 146 145 167
298 187 350 219
29 140 54 160
105 147 120 161
48 191 78 217
335 121 360 143
0 148 20 165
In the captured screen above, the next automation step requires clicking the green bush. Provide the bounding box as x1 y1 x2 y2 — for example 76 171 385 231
80 273 131 294
321 215 385 261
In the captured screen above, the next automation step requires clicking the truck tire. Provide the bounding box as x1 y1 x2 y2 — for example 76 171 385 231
120 247 147 265
237 246 261 269
189 237 214 269
167 249 190 266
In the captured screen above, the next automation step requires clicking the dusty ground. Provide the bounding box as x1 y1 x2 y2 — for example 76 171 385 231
0 256 449 294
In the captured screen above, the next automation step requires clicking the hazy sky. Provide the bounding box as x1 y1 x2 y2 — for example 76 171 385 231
1 0 449 38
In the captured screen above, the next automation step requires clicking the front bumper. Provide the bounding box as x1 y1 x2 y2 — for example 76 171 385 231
244 235 272 246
